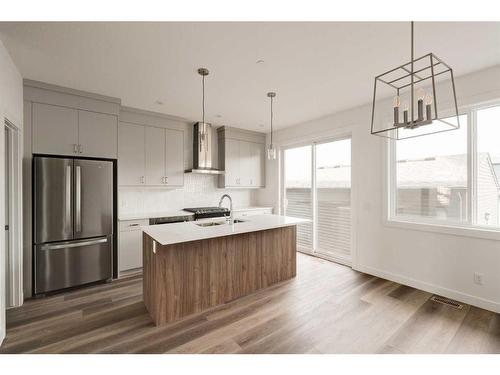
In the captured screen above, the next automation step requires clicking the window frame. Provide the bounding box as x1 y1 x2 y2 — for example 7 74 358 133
387 99 500 240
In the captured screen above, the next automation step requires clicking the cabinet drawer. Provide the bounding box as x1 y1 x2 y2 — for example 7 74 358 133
119 219 149 232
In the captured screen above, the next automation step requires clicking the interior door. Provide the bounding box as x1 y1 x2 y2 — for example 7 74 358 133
74 159 113 239
34 157 74 244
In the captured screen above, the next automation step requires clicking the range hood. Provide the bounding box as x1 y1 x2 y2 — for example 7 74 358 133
185 122 225 175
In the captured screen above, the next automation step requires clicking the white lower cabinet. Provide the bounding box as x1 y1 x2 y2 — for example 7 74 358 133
118 219 148 273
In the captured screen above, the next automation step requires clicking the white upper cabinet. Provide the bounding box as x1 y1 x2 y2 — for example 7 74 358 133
145 126 166 186
118 121 185 188
249 141 265 187
32 103 79 156
118 122 145 186
218 127 266 189
32 102 118 158
165 128 184 187
224 138 241 187
78 110 118 158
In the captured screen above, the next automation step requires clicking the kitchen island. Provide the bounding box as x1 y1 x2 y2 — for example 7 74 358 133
142 214 306 326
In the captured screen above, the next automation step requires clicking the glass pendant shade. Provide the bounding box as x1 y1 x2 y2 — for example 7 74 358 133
267 143 277 160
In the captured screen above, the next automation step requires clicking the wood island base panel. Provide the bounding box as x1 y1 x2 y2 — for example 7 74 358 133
143 226 297 326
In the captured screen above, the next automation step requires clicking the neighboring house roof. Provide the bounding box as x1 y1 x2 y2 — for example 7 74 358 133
286 153 500 189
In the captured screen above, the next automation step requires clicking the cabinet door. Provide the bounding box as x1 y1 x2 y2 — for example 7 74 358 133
145 126 166 186
224 138 240 187
78 110 118 158
119 230 143 271
239 140 252 187
118 123 145 186
32 103 78 156
257 143 265 187
165 129 184 186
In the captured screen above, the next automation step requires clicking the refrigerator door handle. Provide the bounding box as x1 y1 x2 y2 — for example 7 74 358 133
75 165 82 233
40 237 108 251
65 165 72 233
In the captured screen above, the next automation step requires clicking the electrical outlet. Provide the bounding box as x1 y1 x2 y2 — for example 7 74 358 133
474 272 484 285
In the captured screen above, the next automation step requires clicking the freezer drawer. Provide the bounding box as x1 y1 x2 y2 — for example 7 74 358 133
34 236 112 294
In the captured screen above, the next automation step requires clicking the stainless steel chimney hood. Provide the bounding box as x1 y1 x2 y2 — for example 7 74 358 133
185 122 225 175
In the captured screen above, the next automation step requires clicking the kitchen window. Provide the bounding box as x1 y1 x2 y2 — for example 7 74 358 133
389 102 500 232
283 137 352 265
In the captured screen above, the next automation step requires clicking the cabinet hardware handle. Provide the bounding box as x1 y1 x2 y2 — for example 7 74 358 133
78 144 83 154
73 144 78 154
165 176 168 184
129 223 139 227
141 176 145 184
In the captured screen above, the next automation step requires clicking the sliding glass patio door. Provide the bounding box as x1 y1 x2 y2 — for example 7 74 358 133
283 137 352 265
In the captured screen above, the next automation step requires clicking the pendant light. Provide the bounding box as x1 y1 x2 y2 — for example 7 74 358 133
267 92 277 160
198 67 209 125
370 21 460 140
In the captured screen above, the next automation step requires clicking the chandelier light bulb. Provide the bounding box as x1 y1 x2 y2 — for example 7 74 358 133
393 96 400 108
402 101 409 111
425 94 433 105
417 88 426 101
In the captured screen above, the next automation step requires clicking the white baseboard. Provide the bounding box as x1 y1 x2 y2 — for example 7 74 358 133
354 264 500 314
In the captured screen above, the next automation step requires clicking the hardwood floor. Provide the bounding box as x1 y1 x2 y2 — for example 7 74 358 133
2 253 500 354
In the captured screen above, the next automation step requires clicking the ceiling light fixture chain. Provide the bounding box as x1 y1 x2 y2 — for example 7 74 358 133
198 67 209 125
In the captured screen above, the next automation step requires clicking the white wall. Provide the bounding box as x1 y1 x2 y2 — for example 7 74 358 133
0 37 23 345
257 64 500 313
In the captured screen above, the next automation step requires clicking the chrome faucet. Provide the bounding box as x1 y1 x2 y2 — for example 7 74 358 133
218 194 234 224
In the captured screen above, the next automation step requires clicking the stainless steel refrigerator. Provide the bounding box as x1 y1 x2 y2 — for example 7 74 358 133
33 156 114 295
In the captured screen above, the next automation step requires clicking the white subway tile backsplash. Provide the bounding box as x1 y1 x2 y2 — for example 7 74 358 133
119 173 256 216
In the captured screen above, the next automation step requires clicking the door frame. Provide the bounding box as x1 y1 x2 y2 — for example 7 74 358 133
4 120 23 307
280 129 356 268
1 110 23 346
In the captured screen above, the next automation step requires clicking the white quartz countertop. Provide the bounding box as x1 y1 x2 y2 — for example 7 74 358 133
142 214 307 246
118 206 273 221
118 210 193 221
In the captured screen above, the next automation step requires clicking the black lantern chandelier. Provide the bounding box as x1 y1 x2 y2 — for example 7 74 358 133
370 22 460 140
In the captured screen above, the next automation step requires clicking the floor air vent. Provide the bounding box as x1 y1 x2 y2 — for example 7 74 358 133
430 295 464 309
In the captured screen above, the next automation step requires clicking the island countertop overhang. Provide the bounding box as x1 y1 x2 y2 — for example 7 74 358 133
142 214 308 246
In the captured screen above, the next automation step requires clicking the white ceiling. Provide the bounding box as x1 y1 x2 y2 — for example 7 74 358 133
1 22 499 132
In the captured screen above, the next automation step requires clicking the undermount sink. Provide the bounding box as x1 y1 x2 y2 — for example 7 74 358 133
195 219 246 227
195 221 225 227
